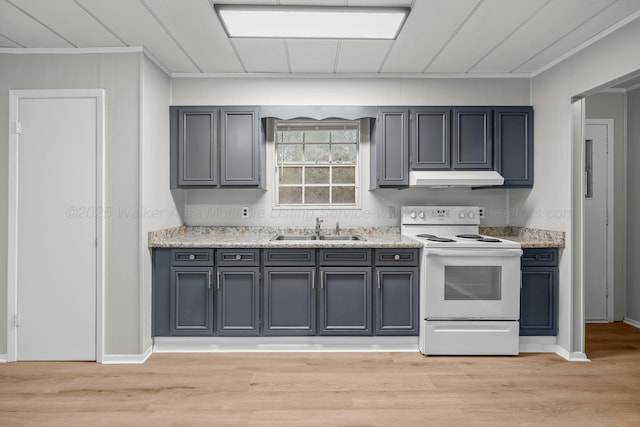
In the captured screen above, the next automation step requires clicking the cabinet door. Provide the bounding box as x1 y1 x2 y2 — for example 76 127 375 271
452 107 492 169
319 267 372 335
494 107 534 187
216 267 260 336
219 107 260 186
520 267 558 336
375 108 409 187
175 107 218 187
169 266 214 336
264 267 316 336
375 267 419 336
411 107 451 170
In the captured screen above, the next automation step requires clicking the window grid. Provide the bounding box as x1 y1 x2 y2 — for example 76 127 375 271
275 121 359 206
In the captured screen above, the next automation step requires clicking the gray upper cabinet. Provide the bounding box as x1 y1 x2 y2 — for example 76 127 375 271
170 106 262 189
219 107 261 186
452 107 493 170
494 107 534 188
411 107 451 170
372 107 409 187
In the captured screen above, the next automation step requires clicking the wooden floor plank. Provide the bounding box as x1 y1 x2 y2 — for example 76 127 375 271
1 322 639 426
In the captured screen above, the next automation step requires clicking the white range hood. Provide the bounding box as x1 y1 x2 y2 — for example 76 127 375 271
409 170 504 187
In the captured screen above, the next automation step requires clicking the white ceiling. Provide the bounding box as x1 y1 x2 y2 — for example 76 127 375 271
1 0 640 76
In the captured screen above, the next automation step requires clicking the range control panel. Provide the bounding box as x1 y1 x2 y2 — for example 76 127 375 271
401 206 483 225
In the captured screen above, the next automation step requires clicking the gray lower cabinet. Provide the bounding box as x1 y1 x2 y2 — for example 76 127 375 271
170 267 214 336
520 248 559 336
263 267 316 336
375 267 419 335
319 267 372 335
216 267 260 336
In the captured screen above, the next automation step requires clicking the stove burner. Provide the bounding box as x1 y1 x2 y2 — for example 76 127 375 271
426 237 456 242
455 234 502 243
416 234 437 238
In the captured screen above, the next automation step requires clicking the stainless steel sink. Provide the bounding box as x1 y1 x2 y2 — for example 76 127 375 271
270 234 365 241
270 235 317 241
318 235 365 241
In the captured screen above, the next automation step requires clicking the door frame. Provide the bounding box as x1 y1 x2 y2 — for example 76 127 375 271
7 89 105 362
585 119 615 322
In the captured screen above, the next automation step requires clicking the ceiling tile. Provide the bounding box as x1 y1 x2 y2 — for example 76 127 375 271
380 0 482 73
514 0 640 73
143 0 243 73
9 0 124 47
0 1 73 47
76 0 198 72
425 0 548 73
232 39 289 73
287 39 339 73
336 39 393 72
470 0 616 73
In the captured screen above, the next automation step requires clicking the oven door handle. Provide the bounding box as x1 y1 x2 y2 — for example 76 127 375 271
425 249 523 257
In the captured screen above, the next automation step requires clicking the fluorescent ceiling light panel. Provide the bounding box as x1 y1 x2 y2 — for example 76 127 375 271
215 5 409 40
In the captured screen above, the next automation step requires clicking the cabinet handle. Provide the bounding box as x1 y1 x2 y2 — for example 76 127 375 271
311 273 315 290
208 270 212 289
320 273 324 290
235 254 242 261
393 254 401 261
189 254 195 260
217 271 221 290
377 271 381 289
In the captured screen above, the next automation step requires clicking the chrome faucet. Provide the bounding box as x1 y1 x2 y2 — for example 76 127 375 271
315 217 323 238
335 221 340 235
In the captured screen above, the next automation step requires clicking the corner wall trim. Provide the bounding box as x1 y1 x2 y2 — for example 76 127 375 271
624 318 640 329
101 346 153 364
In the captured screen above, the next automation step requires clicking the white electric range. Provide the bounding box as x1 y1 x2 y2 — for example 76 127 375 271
401 206 523 356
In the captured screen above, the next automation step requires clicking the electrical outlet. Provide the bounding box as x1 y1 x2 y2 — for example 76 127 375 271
241 207 249 218
478 207 485 218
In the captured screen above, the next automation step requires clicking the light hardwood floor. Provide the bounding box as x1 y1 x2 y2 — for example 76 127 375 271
1 323 639 426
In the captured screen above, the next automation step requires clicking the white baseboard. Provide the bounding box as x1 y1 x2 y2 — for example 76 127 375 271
0 354 7 363
519 336 589 361
624 317 640 329
554 345 590 362
101 345 153 364
153 336 420 353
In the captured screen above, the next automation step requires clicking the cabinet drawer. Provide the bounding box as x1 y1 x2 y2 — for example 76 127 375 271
319 249 372 266
521 248 558 267
263 249 316 266
216 249 260 266
375 249 419 266
172 249 214 266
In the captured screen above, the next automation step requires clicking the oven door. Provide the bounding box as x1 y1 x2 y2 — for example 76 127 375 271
424 248 522 320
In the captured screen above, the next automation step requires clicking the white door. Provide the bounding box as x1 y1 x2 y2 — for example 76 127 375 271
12 94 99 360
584 121 612 322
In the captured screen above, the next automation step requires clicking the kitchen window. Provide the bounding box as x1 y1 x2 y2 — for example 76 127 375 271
275 120 360 207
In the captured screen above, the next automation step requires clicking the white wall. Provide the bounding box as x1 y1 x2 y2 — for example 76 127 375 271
513 18 640 354
140 55 183 353
585 92 626 321
172 77 531 228
627 88 640 323
0 52 171 357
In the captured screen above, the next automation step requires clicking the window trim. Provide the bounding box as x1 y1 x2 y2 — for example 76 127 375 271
273 119 363 210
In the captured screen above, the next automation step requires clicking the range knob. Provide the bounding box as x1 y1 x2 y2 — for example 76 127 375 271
458 212 466 219
468 212 475 219
418 211 425 219
410 211 417 219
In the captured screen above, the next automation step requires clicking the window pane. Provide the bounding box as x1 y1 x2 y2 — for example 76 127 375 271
331 144 357 163
332 166 355 184
305 187 330 204
331 129 357 142
282 131 303 143
305 167 330 184
278 144 303 162
279 187 302 204
332 186 356 204
280 167 302 184
305 130 330 143
305 144 330 162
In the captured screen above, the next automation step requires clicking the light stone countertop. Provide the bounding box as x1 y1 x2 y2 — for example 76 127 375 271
148 226 423 249
148 225 565 249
